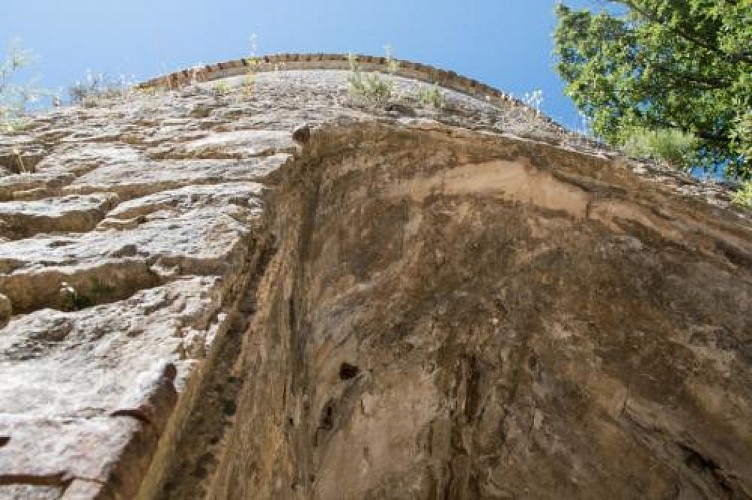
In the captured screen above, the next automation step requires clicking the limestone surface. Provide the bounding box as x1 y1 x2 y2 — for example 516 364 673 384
0 193 118 239
0 59 750 500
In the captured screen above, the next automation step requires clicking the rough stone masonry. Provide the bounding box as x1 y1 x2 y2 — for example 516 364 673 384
0 55 751 499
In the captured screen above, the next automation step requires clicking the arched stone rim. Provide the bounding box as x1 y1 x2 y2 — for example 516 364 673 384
137 53 565 131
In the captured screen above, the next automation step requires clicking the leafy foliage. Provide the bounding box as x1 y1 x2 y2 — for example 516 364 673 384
732 181 752 209
242 57 260 97
416 83 445 109
521 89 544 115
621 127 701 169
554 1 752 178
347 50 399 102
731 110 752 166
0 39 45 133
212 80 230 96
69 71 131 106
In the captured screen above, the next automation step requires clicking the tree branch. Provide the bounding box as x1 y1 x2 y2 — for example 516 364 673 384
620 0 752 64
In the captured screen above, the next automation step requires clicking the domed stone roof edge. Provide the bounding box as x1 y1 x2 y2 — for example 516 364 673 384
137 53 565 131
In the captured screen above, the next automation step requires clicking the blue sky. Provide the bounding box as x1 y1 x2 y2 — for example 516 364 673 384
2 0 599 129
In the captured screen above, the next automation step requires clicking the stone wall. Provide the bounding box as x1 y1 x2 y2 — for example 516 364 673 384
137 53 565 131
0 61 750 499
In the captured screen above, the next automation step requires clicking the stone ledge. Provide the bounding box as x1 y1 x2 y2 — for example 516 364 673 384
137 53 565 131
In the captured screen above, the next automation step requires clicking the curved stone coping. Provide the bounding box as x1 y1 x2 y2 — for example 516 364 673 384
137 53 565 130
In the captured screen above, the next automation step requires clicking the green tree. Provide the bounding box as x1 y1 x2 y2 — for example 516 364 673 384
554 0 752 178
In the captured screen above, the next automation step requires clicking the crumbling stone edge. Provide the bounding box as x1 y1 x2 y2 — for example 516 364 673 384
136 53 565 131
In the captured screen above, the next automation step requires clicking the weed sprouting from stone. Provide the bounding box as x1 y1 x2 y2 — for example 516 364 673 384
416 83 445 109
347 47 400 103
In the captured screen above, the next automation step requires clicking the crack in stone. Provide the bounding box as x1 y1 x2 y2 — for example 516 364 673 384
0 471 73 488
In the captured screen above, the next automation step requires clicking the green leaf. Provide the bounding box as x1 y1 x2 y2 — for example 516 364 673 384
554 0 752 178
